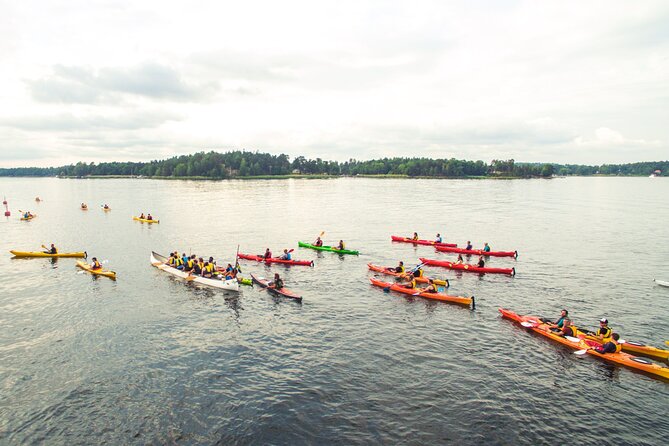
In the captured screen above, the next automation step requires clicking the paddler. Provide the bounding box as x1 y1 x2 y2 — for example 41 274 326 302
263 248 272 259
592 333 621 354
476 256 485 268
279 249 292 260
420 278 439 293
412 232 419 241
147 213 153 221
555 309 569 328
43 243 57 254
386 261 404 273
412 266 424 278
81 203 87 209
208 256 216 269
192 259 202 275
202 261 214 278
103 204 110 209
90 257 102 270
483 242 491 253
454 254 464 265
550 318 578 337
140 213 145 219
184 255 195 272
335 240 346 250
167 253 176 266
435 233 442 243
314 236 323 247
400 273 417 289
594 318 613 342
465 241 473 250
269 273 284 290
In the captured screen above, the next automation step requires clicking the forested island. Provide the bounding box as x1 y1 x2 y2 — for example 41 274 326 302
0 151 666 179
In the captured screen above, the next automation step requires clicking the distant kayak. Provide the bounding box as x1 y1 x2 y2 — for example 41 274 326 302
102 207 111 212
436 245 518 259
251 273 302 302
11 250 86 258
419 257 515 276
369 278 474 308
367 263 449 287
238 253 313 266
298 241 359 255
133 216 159 224
76 261 116 279
20 214 36 221
391 235 457 248
654 279 669 287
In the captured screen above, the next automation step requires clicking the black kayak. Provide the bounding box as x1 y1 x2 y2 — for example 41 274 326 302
250 273 303 302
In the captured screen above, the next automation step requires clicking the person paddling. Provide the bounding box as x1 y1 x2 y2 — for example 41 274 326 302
335 240 346 250
43 243 57 254
386 261 404 273
147 213 153 221
435 233 442 243
554 309 569 328
314 236 323 247
90 257 102 270
400 273 417 289
420 278 439 294
140 213 145 219
81 203 87 209
483 242 491 253
593 333 621 354
476 256 485 268
552 318 578 337
454 254 464 265
269 273 284 290
192 259 202 275
412 266 424 278
595 318 613 342
263 248 272 259
279 249 292 260
465 241 473 250
412 232 419 241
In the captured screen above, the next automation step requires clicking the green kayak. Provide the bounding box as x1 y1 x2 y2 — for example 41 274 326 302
298 241 359 255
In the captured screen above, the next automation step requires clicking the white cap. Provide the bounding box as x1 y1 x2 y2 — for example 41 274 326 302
600 318 608 323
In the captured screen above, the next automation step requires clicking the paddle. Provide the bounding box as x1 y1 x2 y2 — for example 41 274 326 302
234 244 242 273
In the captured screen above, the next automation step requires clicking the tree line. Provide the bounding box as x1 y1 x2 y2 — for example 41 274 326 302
0 151 666 178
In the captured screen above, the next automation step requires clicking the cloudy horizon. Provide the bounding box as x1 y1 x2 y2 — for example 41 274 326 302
1 0 667 168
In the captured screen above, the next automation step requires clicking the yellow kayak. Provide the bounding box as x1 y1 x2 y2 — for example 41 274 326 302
133 216 159 224
102 207 111 212
11 250 87 258
20 214 37 221
76 261 116 279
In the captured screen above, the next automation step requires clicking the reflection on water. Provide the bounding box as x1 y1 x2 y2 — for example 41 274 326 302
0 176 668 445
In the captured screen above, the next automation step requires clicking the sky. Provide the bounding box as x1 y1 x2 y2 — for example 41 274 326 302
0 0 668 167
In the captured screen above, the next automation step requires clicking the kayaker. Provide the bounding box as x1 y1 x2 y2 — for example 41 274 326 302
454 254 464 265
263 248 272 259
412 232 419 241
224 263 234 273
103 204 109 209
314 236 323 247
140 213 145 219
413 266 424 278
184 256 195 272
181 252 189 267
167 253 176 266
81 203 87 209
386 261 404 273
279 249 292 260
203 261 214 278
553 318 578 337
435 233 442 243
421 278 439 293
592 333 621 354
174 254 184 270
43 244 57 254
476 256 485 268
208 257 216 268
595 318 613 342
269 273 284 290
465 241 473 250
555 309 569 328
336 240 346 250
483 243 491 253
192 259 202 275
400 273 417 289
147 214 153 221
90 257 102 270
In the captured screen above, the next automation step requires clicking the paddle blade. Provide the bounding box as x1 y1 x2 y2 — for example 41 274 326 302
565 336 581 343
383 287 391 293
573 349 589 355
520 322 535 328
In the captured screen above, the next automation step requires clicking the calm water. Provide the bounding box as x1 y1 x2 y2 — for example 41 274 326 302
1 176 668 445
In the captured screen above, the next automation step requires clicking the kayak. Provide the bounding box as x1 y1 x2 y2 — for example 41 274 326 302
391 235 457 248
435 245 518 259
20 214 36 221
654 279 669 287
579 333 669 361
10 250 87 258
151 252 239 291
133 216 159 223
251 273 302 302
369 278 474 308
238 253 314 266
367 263 449 287
81 207 88 211
499 308 669 381
102 207 111 212
298 241 359 255
419 257 515 276
76 260 117 279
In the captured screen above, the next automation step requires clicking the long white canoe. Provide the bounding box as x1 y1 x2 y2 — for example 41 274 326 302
150 251 239 292
654 279 669 288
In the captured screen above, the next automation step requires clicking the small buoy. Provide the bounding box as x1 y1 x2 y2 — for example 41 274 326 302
4 211 10 217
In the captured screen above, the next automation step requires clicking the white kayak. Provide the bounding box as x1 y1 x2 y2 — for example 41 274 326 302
150 251 239 292
654 279 669 287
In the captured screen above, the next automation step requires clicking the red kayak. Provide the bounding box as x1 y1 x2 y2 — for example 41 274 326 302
419 257 515 276
436 245 518 258
251 273 303 301
369 278 474 308
238 253 314 266
391 235 457 248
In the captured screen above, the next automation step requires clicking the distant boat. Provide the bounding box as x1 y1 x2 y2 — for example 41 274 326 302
649 169 661 178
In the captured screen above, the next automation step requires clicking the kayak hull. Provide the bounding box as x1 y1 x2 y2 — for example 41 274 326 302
391 235 457 248
420 258 515 276
250 273 302 301
20 215 37 221
499 308 669 380
11 250 87 258
298 241 359 255
133 216 159 223
76 261 116 279
238 253 314 266
655 279 669 287
367 263 449 287
436 245 518 258
369 278 473 307
580 334 669 361
151 252 239 291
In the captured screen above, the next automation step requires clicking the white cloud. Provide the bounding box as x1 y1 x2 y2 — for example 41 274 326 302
0 0 668 167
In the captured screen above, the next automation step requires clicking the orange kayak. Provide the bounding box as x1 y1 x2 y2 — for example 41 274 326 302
367 263 449 287
370 278 474 308
499 308 669 381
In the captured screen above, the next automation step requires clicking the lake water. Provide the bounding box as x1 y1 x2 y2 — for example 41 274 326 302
1 176 668 445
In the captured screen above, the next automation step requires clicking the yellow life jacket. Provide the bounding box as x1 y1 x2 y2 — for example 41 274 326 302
563 325 578 337
187 259 194 269
92 261 101 269
597 326 612 342
206 263 214 273
414 269 423 278
175 257 183 267
168 256 175 265
398 265 405 273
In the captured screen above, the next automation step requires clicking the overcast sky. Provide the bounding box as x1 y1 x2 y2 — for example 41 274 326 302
1 0 667 167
